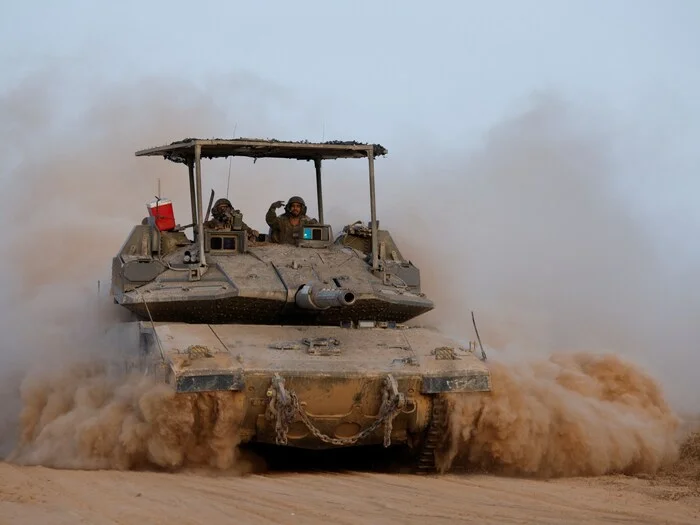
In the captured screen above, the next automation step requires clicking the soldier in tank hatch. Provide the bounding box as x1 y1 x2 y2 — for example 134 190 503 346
205 198 259 242
265 196 318 245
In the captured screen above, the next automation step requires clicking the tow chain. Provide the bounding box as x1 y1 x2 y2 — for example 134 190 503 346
267 373 408 447
267 375 296 445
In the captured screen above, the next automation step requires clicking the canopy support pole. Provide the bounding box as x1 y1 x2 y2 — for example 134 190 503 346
188 161 197 236
368 149 379 271
194 144 207 267
314 158 324 224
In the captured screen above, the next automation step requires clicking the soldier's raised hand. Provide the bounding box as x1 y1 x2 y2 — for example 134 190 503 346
271 200 285 209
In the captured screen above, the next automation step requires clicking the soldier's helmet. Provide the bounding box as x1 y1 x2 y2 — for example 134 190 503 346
212 198 233 220
285 196 307 215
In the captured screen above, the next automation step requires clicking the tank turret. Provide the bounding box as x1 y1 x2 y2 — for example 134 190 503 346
111 140 433 326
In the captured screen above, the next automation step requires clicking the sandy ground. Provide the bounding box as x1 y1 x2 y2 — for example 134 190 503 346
1 463 698 525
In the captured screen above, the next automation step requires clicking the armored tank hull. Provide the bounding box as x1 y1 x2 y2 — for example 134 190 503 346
114 319 490 472
108 137 493 472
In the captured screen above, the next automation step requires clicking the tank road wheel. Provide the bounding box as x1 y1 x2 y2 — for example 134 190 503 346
414 395 448 474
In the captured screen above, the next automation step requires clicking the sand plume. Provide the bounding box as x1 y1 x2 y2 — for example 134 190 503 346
9 362 250 473
439 352 680 477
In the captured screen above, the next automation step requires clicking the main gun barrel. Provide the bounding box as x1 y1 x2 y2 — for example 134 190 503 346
295 283 356 310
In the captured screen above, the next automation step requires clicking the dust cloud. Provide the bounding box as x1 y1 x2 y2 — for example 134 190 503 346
8 362 251 472
379 95 697 478
381 94 699 415
438 352 679 477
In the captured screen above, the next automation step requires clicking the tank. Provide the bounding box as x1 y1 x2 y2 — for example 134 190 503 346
108 138 491 473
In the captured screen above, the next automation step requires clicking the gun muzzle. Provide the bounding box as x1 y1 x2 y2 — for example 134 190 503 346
295 283 356 310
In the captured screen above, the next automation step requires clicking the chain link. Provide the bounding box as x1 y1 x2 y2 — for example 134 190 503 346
267 374 295 445
268 374 406 447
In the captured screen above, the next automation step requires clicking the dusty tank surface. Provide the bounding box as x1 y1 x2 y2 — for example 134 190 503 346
108 137 491 473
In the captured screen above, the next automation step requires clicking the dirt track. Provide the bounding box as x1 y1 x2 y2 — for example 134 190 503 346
1 463 698 525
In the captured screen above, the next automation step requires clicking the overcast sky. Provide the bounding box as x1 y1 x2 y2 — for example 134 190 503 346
2 1 699 145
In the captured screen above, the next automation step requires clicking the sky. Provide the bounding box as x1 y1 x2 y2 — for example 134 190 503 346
1 0 700 411
3 1 699 145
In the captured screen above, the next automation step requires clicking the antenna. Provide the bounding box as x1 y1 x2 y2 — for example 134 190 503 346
157 178 161 199
471 311 487 361
226 123 238 199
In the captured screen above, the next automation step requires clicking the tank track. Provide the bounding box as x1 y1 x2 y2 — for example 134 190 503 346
415 395 448 474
